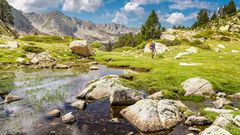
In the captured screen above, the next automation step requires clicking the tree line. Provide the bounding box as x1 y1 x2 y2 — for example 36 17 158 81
192 0 237 29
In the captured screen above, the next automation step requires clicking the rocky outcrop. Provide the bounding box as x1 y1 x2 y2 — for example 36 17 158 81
71 100 86 110
120 99 188 133
69 40 93 57
161 34 176 41
62 112 75 123
144 42 169 54
212 114 233 128
181 77 215 96
109 84 144 105
200 125 232 135
48 109 61 117
185 115 211 126
77 75 119 100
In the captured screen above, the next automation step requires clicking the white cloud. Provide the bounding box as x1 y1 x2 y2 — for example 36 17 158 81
112 12 128 25
166 12 197 25
8 0 62 12
62 0 103 12
169 0 216 10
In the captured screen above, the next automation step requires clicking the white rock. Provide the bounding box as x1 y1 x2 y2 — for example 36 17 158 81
179 62 200 66
213 114 233 128
200 125 232 135
185 115 211 126
144 42 169 54
214 48 220 52
161 34 176 41
213 98 231 109
216 92 226 98
181 77 215 96
175 52 192 59
16 57 25 63
219 25 230 31
30 57 39 64
71 100 86 110
62 112 75 123
186 47 198 54
217 44 225 49
204 108 234 114
233 115 240 127
232 50 239 53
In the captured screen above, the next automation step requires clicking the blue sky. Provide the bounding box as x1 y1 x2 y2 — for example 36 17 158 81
9 0 240 28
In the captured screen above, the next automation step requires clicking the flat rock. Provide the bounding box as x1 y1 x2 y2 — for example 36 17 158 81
189 127 201 132
71 100 86 110
4 95 22 103
48 109 61 117
186 47 198 53
179 62 200 66
89 66 99 70
181 77 215 96
229 93 240 100
185 115 211 126
77 75 119 100
62 112 75 123
0 42 19 48
217 44 225 49
110 84 144 106
233 115 240 127
232 50 239 53
120 99 188 133
147 91 164 100
200 125 232 135
213 114 233 128
204 108 234 114
175 52 192 59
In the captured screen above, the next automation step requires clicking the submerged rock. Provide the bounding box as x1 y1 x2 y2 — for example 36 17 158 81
185 115 211 126
71 100 86 110
62 112 75 123
48 109 61 117
4 95 22 103
181 77 215 96
200 125 232 135
147 91 164 100
77 75 119 100
213 114 233 128
69 40 93 57
120 99 188 133
109 84 144 105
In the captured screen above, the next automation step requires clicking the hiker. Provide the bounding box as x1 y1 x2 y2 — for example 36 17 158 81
149 40 156 59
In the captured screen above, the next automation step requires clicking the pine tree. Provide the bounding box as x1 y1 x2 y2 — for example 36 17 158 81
225 0 237 15
0 0 14 25
197 9 209 26
211 12 217 20
141 10 161 40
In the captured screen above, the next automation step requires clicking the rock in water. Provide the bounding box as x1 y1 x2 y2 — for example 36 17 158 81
200 125 232 135
77 75 119 100
181 77 215 96
62 112 75 123
48 109 61 117
120 99 188 133
54 64 70 69
69 40 93 57
144 42 169 54
4 95 22 103
185 115 211 126
71 100 86 110
109 84 144 106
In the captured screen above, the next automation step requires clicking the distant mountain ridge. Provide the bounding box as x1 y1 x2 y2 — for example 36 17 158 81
12 9 138 42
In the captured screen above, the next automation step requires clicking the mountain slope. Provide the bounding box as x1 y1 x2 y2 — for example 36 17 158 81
12 10 138 42
0 20 18 38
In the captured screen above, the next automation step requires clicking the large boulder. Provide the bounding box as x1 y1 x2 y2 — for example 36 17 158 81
77 75 119 100
109 84 144 105
120 99 188 133
181 77 215 96
200 125 232 135
69 40 93 57
144 42 169 54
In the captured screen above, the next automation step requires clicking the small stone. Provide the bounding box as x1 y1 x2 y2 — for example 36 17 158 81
49 122 58 126
126 132 134 135
30 57 39 64
54 64 70 69
232 50 239 53
71 100 86 110
62 112 75 123
50 131 56 134
89 66 99 70
186 47 198 54
187 133 194 135
189 127 201 132
48 109 61 117
109 118 120 124
36 123 44 128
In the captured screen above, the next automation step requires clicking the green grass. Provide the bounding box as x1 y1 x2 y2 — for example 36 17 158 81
94 39 240 97
200 109 219 122
18 35 73 43
22 45 45 54
227 123 240 135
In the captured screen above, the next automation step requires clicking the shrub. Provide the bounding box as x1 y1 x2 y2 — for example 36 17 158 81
22 45 45 54
190 40 211 50
220 36 231 42
91 42 102 49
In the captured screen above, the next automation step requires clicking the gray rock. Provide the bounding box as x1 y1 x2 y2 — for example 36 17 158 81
77 75 119 100
110 84 144 106
30 57 39 64
233 115 240 127
213 98 231 109
147 91 164 100
200 125 232 135
120 99 188 133
144 42 169 54
185 115 211 126
213 114 233 128
230 93 240 100
48 109 61 117
69 40 93 57
62 112 75 123
71 100 86 110
204 108 234 114
182 77 215 96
